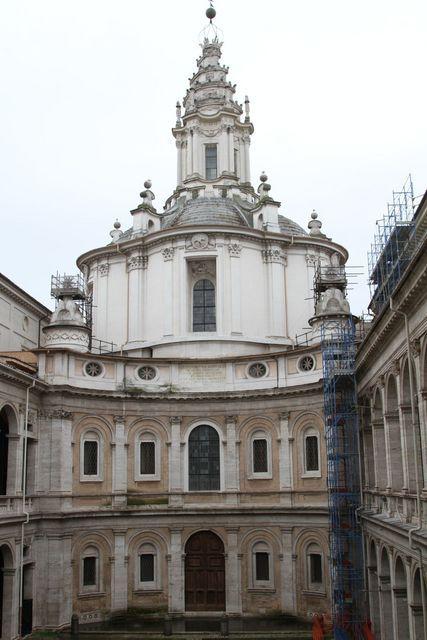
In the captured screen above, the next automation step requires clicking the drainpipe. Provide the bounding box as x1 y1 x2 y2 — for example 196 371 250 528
19 378 36 635
389 298 427 639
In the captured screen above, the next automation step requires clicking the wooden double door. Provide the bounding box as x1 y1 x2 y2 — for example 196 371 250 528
185 531 225 611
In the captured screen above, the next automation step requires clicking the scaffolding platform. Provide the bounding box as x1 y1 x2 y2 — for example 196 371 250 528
321 318 365 639
368 176 417 314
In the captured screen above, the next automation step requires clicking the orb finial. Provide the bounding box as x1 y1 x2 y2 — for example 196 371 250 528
206 1 216 22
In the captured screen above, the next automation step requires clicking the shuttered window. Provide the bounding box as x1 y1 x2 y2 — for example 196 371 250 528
253 439 268 473
255 552 270 581
140 441 156 475
83 556 97 587
305 435 319 472
83 440 98 476
310 553 322 584
140 554 155 582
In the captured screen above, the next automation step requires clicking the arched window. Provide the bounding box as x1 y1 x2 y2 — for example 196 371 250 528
137 542 160 591
303 428 320 476
251 541 273 588
193 279 216 332
81 546 100 592
188 425 220 491
249 430 271 478
0 409 9 495
136 432 160 481
306 542 324 592
80 431 102 481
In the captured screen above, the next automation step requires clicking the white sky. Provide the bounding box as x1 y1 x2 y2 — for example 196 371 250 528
1 0 426 315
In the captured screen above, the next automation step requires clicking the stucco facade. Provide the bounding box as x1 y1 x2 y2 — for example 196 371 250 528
0 9 368 640
357 192 427 639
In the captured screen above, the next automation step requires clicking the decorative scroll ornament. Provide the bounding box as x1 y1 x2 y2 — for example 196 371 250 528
162 247 175 261
228 243 242 257
186 233 216 251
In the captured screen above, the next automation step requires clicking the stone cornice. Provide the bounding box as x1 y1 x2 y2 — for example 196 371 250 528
42 380 324 403
0 363 46 389
76 225 348 270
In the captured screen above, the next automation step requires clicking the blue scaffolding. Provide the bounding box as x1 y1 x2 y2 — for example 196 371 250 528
321 317 365 639
367 175 416 315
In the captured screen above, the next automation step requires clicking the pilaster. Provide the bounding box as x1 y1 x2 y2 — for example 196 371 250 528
111 531 128 612
280 528 295 614
279 412 292 492
169 528 184 613
169 417 183 506
225 527 242 614
112 416 127 505
225 416 239 494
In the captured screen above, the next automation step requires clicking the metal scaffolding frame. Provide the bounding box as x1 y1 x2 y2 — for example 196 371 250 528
321 317 365 639
367 175 416 315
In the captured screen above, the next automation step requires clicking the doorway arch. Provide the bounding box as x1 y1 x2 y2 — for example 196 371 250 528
185 531 225 611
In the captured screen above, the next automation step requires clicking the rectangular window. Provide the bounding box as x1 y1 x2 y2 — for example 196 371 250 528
83 440 98 476
205 145 218 180
83 556 97 587
255 552 270 581
310 553 322 584
253 439 268 473
305 436 319 472
140 441 156 475
140 554 155 582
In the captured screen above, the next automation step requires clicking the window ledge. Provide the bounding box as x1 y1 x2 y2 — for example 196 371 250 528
301 472 321 479
301 589 326 598
247 587 276 594
78 591 106 599
248 474 273 481
133 588 163 595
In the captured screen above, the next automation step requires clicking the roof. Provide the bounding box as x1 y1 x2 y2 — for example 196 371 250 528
0 273 51 317
278 214 307 236
161 197 251 229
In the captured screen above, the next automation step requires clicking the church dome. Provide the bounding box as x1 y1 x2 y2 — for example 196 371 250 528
278 214 307 236
161 197 250 229
160 199 307 235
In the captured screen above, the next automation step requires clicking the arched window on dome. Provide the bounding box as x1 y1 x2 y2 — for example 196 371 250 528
193 279 216 332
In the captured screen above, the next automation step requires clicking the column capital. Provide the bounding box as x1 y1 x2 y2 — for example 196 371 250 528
279 411 290 421
170 416 182 426
114 415 126 426
226 415 238 425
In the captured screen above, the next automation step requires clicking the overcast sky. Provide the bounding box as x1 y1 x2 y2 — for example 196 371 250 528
1 0 426 315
